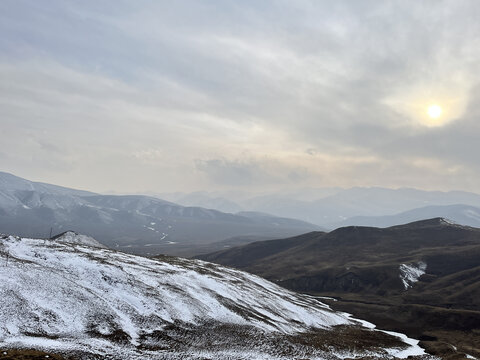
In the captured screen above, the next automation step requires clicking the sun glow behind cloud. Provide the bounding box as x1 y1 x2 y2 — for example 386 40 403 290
424 104 443 126
384 81 470 128
427 104 442 119
1 1 480 193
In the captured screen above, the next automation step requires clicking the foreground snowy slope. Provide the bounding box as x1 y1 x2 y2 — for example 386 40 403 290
0 234 429 359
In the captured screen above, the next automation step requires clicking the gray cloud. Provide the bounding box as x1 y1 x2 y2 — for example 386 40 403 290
195 159 258 186
0 0 479 193
195 158 310 187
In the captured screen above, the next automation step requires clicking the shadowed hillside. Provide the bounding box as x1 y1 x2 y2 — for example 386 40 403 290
198 218 480 359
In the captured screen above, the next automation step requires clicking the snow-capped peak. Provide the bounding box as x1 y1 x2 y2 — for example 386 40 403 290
51 230 106 248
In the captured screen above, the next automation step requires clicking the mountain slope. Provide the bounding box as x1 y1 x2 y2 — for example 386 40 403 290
150 187 480 227
198 218 480 358
330 204 480 229
0 171 95 198
0 172 321 256
160 191 244 213
0 234 428 359
241 187 480 226
200 218 480 292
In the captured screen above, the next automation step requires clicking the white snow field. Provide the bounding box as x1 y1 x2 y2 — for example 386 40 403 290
0 234 430 359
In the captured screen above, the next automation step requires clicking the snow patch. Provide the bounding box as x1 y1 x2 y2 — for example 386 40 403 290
381 330 427 358
399 261 427 289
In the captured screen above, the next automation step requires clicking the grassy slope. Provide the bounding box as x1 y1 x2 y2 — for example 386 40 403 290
197 218 480 359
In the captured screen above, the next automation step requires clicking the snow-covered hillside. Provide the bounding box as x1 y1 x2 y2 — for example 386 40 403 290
0 172 321 256
0 234 428 359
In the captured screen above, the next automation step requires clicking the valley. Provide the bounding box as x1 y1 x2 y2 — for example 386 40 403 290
1 173 480 359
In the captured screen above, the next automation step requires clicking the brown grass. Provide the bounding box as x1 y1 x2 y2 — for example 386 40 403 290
0 349 69 360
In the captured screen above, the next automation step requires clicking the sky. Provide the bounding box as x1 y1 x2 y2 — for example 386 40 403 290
1 0 480 195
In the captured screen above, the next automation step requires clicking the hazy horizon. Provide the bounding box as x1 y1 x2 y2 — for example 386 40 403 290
4 170 480 203
2 1 480 194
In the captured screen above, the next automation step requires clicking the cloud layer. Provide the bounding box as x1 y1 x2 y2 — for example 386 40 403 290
1 0 480 193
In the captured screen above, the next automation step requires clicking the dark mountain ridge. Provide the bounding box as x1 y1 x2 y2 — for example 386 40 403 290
198 218 480 358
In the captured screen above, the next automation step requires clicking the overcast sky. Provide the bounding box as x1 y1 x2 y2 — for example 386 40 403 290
1 0 480 194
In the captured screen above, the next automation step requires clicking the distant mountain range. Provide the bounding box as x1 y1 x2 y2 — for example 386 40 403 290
198 218 480 358
0 171 321 255
158 187 480 227
331 204 480 228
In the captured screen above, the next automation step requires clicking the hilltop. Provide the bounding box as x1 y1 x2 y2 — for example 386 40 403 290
198 218 480 358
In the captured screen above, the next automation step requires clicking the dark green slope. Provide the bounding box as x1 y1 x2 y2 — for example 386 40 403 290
197 218 480 359
200 218 480 294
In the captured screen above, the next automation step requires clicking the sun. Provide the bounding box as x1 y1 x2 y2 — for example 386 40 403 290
427 104 442 119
